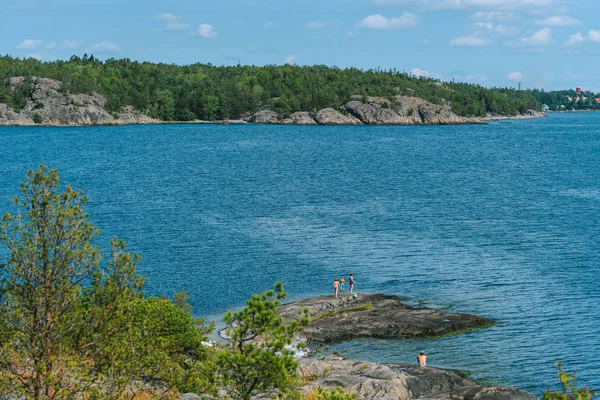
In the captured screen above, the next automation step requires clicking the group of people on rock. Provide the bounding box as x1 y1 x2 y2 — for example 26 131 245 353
333 273 354 298
331 273 429 367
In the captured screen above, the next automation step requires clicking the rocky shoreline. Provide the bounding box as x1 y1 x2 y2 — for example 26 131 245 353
207 293 535 399
0 77 545 127
283 294 535 399
296 355 536 400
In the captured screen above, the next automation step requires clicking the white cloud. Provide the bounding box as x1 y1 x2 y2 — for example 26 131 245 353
508 71 524 81
87 41 120 53
62 40 83 49
492 24 518 36
588 30 600 43
534 16 580 27
450 36 487 46
264 21 278 28
356 13 417 29
373 0 554 11
565 30 600 47
472 11 516 21
511 28 553 48
153 13 190 31
284 55 296 64
305 21 327 30
17 39 42 49
475 22 517 36
25 53 43 60
565 32 585 47
411 68 429 77
46 42 57 49
194 24 217 38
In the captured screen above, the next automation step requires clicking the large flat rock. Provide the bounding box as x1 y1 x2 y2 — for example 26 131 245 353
279 294 493 344
298 356 536 400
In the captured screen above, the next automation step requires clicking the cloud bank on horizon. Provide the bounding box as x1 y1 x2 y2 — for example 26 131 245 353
2 0 599 91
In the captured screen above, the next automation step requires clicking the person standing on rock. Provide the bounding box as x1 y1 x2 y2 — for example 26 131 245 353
340 277 345 293
333 279 340 298
349 273 355 293
417 351 427 367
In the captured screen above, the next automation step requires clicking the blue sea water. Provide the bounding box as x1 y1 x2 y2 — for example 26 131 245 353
0 112 599 395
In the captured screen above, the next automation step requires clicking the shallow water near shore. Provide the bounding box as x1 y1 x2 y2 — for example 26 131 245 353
0 113 599 395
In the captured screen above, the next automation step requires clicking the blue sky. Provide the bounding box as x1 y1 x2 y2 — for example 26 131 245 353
2 0 600 91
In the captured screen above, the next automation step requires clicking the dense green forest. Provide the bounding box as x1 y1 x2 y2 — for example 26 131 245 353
0 55 541 121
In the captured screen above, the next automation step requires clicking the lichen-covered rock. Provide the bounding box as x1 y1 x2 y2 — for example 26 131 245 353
392 96 475 124
344 101 404 124
418 385 537 400
278 294 493 344
1 77 159 126
285 111 316 125
246 109 280 124
14 77 115 125
298 357 536 400
116 105 161 125
522 109 545 118
345 97 406 124
0 103 32 125
314 108 362 125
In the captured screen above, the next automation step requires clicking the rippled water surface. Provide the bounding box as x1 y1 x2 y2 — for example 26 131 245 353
1 113 599 395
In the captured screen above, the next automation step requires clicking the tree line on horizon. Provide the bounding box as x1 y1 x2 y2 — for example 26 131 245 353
0 54 542 122
531 88 600 111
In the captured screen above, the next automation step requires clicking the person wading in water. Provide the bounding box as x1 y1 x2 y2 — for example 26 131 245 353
417 351 427 367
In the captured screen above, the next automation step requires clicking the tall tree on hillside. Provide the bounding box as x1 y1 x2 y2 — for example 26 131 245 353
0 166 102 399
0 166 216 399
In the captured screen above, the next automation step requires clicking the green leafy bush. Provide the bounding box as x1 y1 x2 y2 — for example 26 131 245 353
542 362 595 400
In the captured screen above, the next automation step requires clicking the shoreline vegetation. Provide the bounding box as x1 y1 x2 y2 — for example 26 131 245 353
0 55 547 127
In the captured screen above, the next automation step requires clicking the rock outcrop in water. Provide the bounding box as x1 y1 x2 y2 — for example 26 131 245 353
277 293 493 344
297 355 536 400
0 77 159 126
281 111 318 125
314 108 363 125
198 294 533 400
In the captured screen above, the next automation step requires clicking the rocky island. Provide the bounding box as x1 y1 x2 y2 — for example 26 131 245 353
278 293 493 344
0 77 544 127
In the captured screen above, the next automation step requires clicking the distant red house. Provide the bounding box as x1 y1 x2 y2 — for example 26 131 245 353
576 87 582 94
596 98 600 104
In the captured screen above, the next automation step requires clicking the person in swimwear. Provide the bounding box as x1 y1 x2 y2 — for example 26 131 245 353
417 351 427 367
333 279 339 298
349 273 355 293
340 277 345 293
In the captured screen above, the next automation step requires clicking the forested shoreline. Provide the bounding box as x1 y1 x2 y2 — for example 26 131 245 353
0 55 542 122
